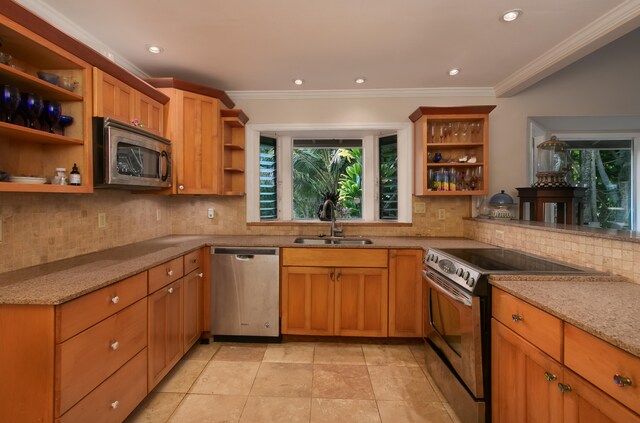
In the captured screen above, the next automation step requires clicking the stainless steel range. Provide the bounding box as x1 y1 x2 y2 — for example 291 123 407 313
422 247 599 423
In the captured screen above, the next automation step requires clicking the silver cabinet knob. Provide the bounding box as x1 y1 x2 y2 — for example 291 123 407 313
198 272 204 278
167 269 174 276
111 296 120 304
512 314 524 322
557 383 572 393
168 287 174 294
179 184 185 190
544 372 557 382
110 341 119 350
111 400 120 409
613 374 632 387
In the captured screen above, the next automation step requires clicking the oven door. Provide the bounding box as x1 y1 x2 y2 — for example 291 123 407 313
423 270 484 399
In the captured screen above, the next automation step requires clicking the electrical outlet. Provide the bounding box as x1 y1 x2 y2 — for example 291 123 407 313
156 209 161 221
438 209 446 220
414 202 426 214
207 208 215 219
495 230 504 241
98 212 106 228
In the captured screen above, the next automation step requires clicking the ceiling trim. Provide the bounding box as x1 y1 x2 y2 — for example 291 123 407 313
14 0 150 78
228 87 496 101
495 0 640 98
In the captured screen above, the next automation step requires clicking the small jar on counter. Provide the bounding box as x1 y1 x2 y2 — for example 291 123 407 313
52 168 68 185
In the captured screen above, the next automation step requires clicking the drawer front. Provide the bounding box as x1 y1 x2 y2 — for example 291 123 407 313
282 248 388 268
148 257 184 293
56 298 147 416
565 324 640 415
184 249 202 274
58 348 147 423
57 272 147 342
492 288 563 362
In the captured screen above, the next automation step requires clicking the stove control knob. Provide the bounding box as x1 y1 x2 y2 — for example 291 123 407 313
467 277 476 287
463 271 470 280
456 268 464 277
432 256 439 263
426 253 432 262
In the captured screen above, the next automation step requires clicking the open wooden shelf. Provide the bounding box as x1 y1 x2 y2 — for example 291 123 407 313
427 162 485 167
425 142 484 148
223 143 244 150
0 63 83 102
0 121 83 145
0 181 92 193
421 190 483 196
224 167 244 173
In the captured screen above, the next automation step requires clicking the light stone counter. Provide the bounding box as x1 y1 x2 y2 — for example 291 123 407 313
0 235 489 305
490 276 640 357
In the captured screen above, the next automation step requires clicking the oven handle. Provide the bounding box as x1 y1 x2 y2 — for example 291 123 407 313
422 270 472 307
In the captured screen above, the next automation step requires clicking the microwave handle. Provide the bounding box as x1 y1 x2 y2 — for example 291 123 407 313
160 150 169 182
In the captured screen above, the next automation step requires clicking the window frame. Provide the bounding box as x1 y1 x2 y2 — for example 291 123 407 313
245 123 413 223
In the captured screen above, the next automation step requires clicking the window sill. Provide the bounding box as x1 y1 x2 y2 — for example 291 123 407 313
247 221 412 227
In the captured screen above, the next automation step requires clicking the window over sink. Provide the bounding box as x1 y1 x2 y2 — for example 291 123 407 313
246 123 412 223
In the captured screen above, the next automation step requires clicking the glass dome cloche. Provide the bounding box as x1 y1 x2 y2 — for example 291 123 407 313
534 136 572 187
489 190 516 219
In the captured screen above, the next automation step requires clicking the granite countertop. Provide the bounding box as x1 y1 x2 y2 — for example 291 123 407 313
0 235 489 305
490 275 640 357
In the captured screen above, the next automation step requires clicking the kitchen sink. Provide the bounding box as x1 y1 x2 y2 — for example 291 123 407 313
293 237 373 245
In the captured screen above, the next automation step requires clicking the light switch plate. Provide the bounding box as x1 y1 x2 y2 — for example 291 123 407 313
438 209 446 220
495 230 504 240
414 202 426 214
98 212 106 228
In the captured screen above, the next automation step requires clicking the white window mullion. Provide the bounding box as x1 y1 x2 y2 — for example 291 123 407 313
362 135 376 221
279 135 293 221
397 126 412 222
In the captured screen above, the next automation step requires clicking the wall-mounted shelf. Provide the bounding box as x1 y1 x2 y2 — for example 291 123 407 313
221 109 248 196
0 122 83 145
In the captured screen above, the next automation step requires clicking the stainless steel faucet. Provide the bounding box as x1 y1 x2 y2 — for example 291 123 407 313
320 199 343 237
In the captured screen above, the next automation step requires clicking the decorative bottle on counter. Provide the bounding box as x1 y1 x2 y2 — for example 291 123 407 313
70 163 81 186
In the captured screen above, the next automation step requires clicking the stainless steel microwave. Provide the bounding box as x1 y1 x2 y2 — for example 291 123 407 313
93 117 172 189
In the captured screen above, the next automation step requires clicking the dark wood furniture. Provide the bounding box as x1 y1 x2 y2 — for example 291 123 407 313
517 187 586 224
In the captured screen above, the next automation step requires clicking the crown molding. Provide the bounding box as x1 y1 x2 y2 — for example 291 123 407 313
495 0 640 98
14 0 150 78
228 87 496 100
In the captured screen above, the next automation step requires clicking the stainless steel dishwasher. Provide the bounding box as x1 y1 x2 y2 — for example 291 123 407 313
210 247 280 340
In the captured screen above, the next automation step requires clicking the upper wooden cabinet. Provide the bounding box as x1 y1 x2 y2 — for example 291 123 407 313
410 105 495 196
93 68 164 136
0 16 93 193
221 109 248 195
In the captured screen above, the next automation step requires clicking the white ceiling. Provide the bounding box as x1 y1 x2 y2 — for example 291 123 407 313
17 0 640 95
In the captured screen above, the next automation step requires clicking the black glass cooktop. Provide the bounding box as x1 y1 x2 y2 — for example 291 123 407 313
439 248 588 273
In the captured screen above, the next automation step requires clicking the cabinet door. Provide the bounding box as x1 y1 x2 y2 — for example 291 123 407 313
281 266 334 335
563 369 640 423
148 278 183 390
491 319 563 423
183 268 204 351
178 91 222 194
334 267 388 337
135 91 164 136
388 249 423 337
93 68 134 123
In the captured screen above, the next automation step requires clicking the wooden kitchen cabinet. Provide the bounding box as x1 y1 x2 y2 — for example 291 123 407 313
492 288 640 423
147 278 184 390
410 106 495 196
0 16 93 193
281 248 388 337
93 68 164 136
221 108 248 195
388 249 423 337
183 249 205 350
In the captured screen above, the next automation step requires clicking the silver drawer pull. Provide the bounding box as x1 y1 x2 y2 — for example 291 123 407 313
544 372 557 382
613 374 632 387
111 400 120 409
111 296 120 304
198 272 204 278
110 341 119 350
511 314 524 322
167 269 174 276
168 287 174 294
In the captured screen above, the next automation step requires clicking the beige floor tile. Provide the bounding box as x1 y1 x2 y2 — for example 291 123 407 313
250 362 313 397
311 398 381 423
125 392 184 423
362 344 419 367
168 394 246 423
377 400 454 423
312 364 374 400
183 342 221 361
263 342 315 363
314 343 365 365
190 361 259 395
368 365 439 402
239 396 311 423
154 359 208 393
213 344 267 362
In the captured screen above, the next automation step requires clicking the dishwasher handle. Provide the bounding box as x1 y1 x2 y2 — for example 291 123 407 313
211 247 278 256
235 255 254 260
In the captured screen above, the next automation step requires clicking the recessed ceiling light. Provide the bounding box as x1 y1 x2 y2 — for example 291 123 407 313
448 68 460 76
146 44 164 54
501 9 523 22
293 78 304 85
355 77 366 84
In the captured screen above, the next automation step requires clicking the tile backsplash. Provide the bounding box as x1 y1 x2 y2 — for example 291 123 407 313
1 192 471 273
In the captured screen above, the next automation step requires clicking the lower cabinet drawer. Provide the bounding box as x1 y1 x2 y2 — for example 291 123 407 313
58 348 147 423
565 324 640 415
56 298 147 416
